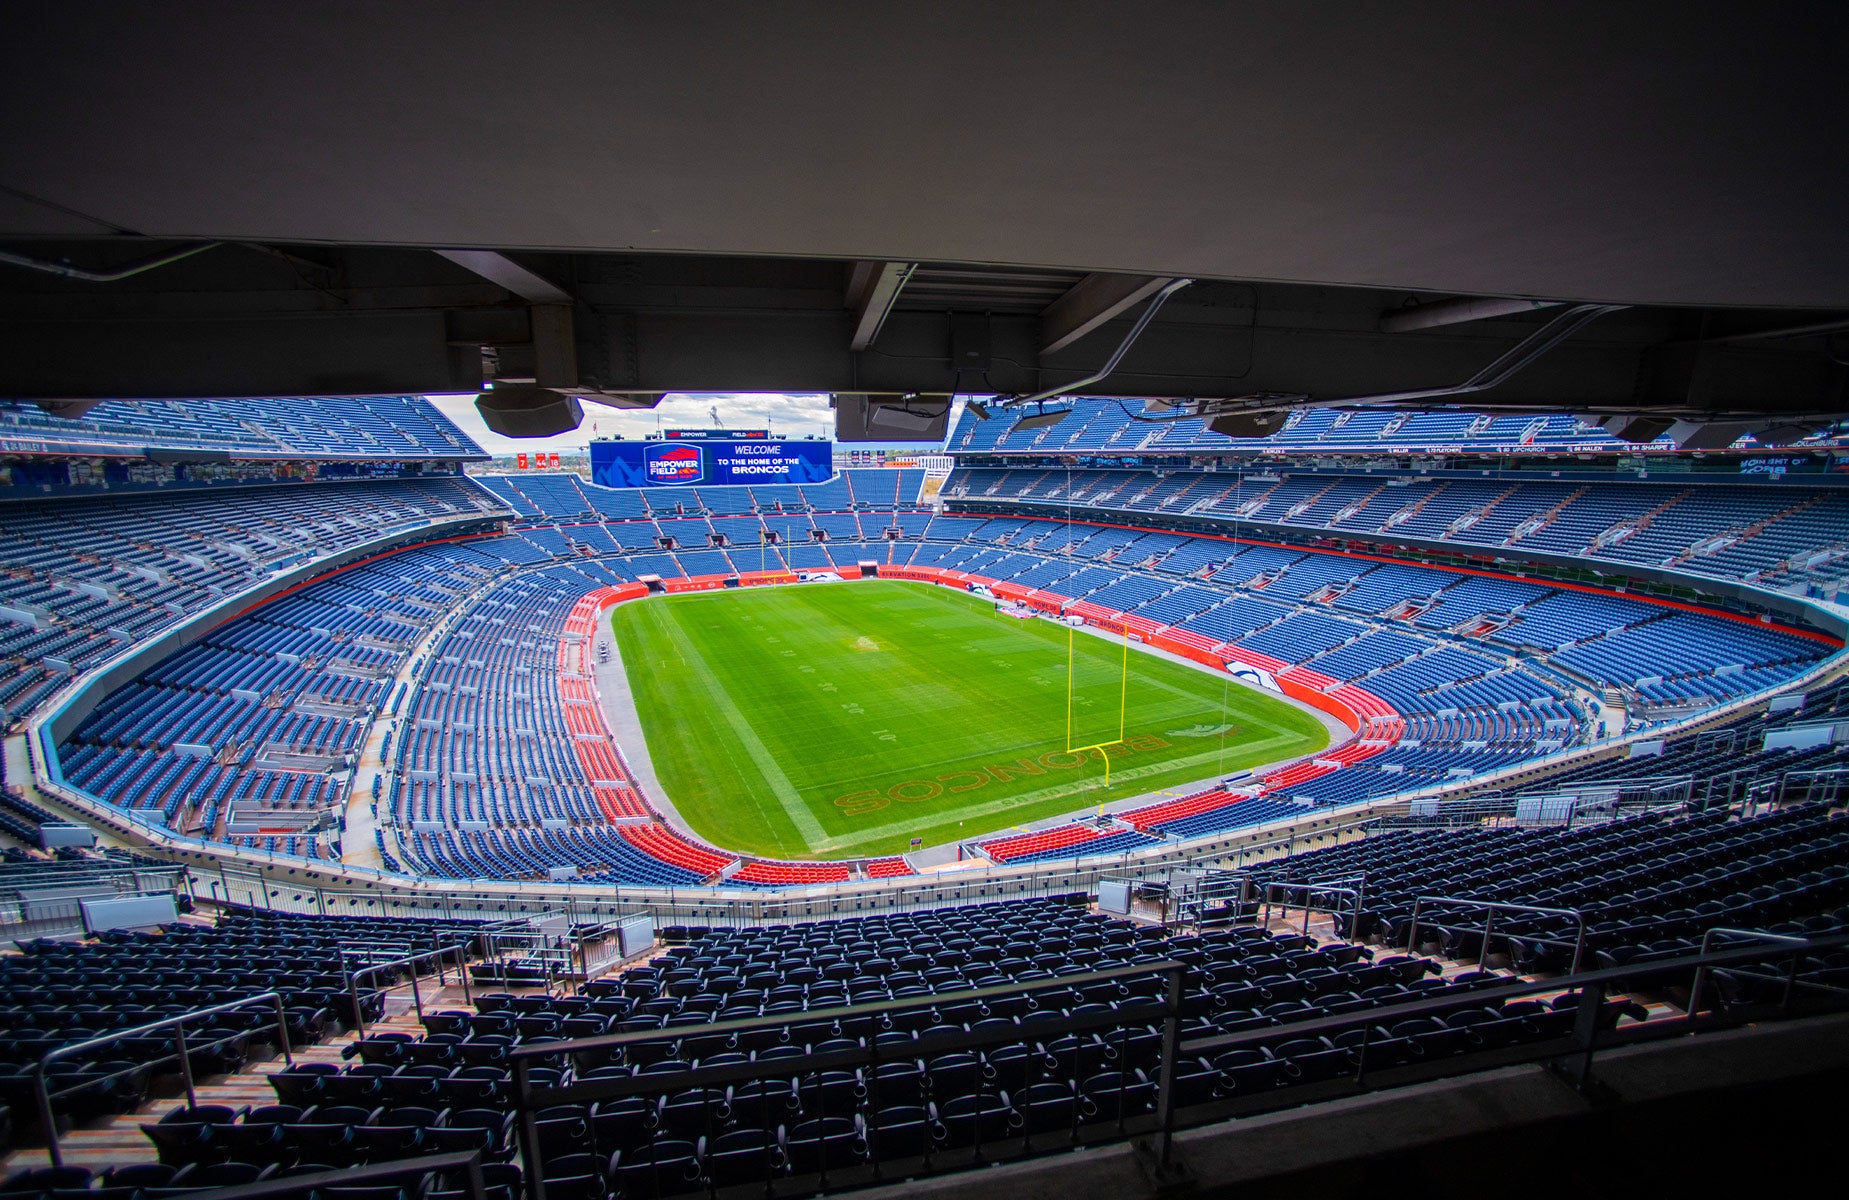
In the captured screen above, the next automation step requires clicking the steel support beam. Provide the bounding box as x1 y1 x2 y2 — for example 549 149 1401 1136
0 242 223 283
1039 273 1177 355
529 303 577 389
1379 295 1563 333
845 260 914 350
434 249 573 304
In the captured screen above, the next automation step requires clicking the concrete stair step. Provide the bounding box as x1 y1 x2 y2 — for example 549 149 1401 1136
0 980 447 1176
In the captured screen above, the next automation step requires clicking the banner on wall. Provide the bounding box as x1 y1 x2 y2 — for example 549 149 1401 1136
1226 662 1282 692
517 452 527 469
590 438 834 488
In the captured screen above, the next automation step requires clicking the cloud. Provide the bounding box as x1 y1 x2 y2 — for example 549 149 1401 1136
426 392 837 455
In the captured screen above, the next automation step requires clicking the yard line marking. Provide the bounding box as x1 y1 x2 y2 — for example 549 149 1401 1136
807 735 1294 852
652 606 829 846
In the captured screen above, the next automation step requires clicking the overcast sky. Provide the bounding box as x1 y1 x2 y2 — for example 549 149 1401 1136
427 392 851 455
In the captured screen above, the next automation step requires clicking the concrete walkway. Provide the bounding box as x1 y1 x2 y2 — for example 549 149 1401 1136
590 616 702 840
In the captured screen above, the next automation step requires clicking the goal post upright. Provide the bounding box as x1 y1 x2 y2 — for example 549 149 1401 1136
1064 616 1132 791
1065 621 1074 753
1117 619 1129 745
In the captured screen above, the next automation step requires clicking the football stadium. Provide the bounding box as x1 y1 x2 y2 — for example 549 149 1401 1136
2 6 1847 1198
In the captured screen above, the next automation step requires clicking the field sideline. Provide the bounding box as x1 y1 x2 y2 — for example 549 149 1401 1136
609 580 1330 860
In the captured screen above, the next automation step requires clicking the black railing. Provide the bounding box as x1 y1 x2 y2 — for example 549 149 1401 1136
345 942 472 1036
1685 927 1816 1016
1182 930 1849 1098
508 960 1190 1200
162 1150 489 1200
1405 895 1589 974
1261 877 1365 937
35 991 294 1167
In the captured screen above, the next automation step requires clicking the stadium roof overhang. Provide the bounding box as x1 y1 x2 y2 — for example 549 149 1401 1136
1 3 1846 438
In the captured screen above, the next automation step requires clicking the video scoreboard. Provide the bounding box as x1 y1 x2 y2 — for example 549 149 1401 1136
590 436 834 488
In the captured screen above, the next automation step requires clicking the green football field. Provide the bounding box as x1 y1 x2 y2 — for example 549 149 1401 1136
609 580 1329 859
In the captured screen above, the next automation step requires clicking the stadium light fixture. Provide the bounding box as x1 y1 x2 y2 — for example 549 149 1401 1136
867 401 941 434
1009 405 1071 432
476 385 583 437
1205 408 1291 438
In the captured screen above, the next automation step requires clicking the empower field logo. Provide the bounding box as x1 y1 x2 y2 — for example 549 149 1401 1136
645 443 704 484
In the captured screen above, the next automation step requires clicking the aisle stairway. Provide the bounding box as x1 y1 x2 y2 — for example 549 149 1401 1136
0 985 443 1174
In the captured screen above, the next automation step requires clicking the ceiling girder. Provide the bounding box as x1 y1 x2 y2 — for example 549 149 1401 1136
1038 273 1178 355
432 250 573 304
845 260 915 351
0 242 1844 425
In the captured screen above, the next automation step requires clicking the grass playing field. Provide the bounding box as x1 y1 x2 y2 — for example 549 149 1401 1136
609 580 1330 860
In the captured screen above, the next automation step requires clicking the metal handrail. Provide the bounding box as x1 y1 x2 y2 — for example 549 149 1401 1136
174 1150 488 1200
35 991 294 1167
184 806 1370 928
0 863 186 889
1172 868 1256 929
1686 927 1815 1017
1184 931 1849 1061
1777 765 1849 807
477 922 574 997
1380 779 1696 829
340 940 417 963
1262 880 1365 939
345 943 470 1037
1406 895 1589 974
508 959 1191 1200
